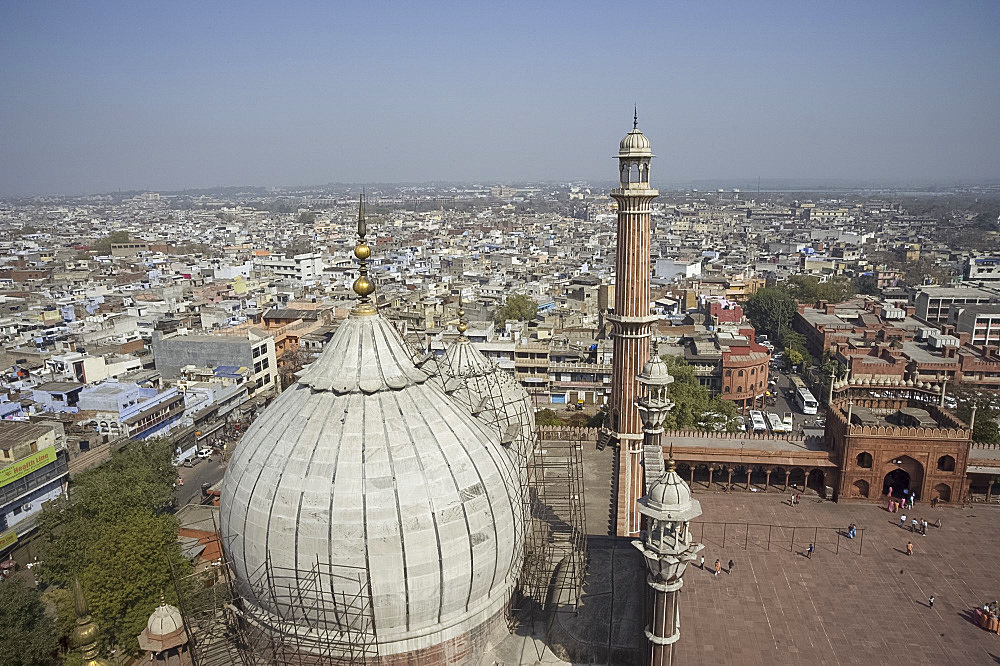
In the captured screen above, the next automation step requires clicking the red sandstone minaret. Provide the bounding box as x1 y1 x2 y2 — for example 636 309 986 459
608 110 658 536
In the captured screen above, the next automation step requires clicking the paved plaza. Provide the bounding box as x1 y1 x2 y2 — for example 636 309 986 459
673 493 1000 665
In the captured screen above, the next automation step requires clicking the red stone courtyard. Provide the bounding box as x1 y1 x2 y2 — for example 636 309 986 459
673 493 1000 665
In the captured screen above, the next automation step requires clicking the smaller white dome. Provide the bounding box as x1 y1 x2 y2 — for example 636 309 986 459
619 128 652 157
638 356 674 387
638 460 702 523
647 470 691 510
146 603 183 637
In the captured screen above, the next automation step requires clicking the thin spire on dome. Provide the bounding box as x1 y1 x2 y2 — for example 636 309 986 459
666 442 676 472
351 192 376 315
73 576 110 666
633 105 638 130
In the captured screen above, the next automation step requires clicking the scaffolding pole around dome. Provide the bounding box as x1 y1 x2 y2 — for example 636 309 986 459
169 521 379 666
516 426 589 617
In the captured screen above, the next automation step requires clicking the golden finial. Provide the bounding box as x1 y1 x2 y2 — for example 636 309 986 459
352 192 376 315
665 442 676 472
457 297 468 337
72 577 111 666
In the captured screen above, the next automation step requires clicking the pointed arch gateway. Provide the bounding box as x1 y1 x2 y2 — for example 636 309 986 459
881 455 924 497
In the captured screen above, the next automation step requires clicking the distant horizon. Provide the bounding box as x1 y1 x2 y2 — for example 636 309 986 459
6 177 1000 201
3 2 999 196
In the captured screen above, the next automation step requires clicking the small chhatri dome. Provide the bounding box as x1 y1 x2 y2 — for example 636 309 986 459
146 601 184 637
137 595 188 657
618 109 652 158
638 447 702 522
637 355 674 388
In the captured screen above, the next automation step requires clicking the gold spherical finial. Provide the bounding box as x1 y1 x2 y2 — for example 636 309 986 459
458 321 467 334
354 243 371 261
353 275 375 298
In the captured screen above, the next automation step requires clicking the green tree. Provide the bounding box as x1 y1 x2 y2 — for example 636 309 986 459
493 294 538 326
534 408 564 426
35 438 190 657
297 211 316 225
956 399 1000 445
744 288 796 341
784 275 856 304
81 512 189 654
658 355 743 432
0 578 58 666
785 347 806 370
855 275 881 296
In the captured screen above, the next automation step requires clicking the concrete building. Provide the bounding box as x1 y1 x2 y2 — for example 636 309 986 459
964 256 1000 284
954 303 1000 347
152 331 277 397
256 252 325 285
0 421 69 558
654 257 701 281
911 285 998 324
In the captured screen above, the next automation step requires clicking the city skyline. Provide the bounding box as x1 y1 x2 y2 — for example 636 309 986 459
3 1 1000 195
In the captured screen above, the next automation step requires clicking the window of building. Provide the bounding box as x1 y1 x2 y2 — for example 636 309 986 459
263 357 269 370
254 361 262 374
264 373 271 385
725 369 731 377
738 370 744 377
856 452 873 468
937 455 955 472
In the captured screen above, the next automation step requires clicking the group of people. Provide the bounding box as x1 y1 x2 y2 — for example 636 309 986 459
897 513 931 536
887 493 915 513
975 601 1000 634
699 555 735 576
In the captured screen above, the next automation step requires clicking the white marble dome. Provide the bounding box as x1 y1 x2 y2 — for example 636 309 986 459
146 603 183 637
638 461 702 523
619 127 652 157
220 311 522 656
438 336 535 462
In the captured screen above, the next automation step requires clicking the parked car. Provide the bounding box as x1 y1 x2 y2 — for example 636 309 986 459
197 448 213 459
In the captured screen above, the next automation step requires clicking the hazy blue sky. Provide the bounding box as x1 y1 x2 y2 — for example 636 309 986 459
2 1 999 195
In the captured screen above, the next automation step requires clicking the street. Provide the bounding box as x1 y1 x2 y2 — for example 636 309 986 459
175 456 226 507
764 367 827 432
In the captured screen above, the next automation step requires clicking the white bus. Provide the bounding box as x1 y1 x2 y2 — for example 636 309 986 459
749 410 768 432
783 411 794 431
790 376 819 415
766 412 788 433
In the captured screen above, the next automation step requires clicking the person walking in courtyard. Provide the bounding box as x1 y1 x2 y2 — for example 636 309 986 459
807 543 814 559
921 519 927 536
929 595 935 608
912 518 918 533
714 559 722 576
900 513 907 529
700 555 705 570
906 541 914 556
728 559 735 574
